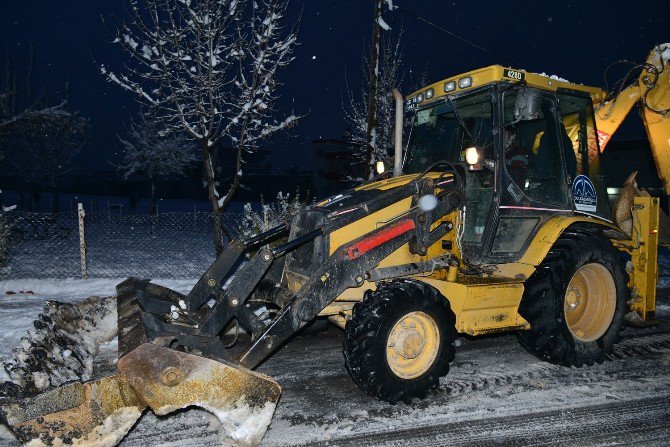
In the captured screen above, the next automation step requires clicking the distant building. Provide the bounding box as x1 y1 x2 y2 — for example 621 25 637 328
313 139 360 199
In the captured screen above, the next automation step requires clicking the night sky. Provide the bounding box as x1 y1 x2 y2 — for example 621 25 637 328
1 0 667 174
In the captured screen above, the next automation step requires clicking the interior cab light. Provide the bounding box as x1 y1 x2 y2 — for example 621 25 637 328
458 76 473 88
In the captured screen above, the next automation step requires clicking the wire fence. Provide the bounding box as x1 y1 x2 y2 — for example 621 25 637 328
0 209 241 279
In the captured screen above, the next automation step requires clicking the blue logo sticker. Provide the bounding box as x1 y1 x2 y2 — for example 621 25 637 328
572 175 597 213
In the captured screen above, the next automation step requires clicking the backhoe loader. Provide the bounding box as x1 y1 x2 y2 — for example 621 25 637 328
1 43 669 447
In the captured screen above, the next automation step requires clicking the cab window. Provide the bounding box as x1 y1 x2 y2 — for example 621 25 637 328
557 93 611 218
502 91 570 208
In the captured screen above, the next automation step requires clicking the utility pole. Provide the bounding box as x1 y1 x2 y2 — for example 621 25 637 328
365 0 382 179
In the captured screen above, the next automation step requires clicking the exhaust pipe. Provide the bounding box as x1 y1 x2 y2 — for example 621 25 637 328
393 88 403 177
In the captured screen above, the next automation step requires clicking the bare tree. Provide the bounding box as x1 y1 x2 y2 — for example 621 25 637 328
1 51 86 210
0 53 70 135
4 104 89 210
101 0 299 254
118 114 197 212
343 28 407 180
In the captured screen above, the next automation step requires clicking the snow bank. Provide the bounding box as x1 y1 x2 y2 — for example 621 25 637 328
2 295 117 393
1 277 195 301
0 278 196 394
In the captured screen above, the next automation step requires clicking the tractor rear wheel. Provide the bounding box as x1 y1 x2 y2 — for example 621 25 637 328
343 279 456 404
517 230 628 367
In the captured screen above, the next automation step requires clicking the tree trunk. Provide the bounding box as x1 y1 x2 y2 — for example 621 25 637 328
203 141 225 256
365 0 382 179
149 177 157 215
217 146 243 213
203 141 244 256
51 191 59 213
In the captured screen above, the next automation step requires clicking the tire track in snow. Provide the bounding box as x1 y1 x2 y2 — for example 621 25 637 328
298 394 670 447
439 331 670 397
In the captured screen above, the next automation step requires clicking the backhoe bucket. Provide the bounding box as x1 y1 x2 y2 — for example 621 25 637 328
1 342 281 447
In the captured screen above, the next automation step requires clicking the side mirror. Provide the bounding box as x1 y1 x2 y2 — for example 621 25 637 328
514 87 542 121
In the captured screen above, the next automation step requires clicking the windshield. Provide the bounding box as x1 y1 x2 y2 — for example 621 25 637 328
404 89 494 174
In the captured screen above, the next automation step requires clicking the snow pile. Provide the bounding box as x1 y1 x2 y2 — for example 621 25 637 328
201 398 277 447
537 72 570 83
1 295 117 395
659 42 670 66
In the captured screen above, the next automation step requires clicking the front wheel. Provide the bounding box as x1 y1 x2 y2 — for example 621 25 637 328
343 279 457 404
517 230 628 367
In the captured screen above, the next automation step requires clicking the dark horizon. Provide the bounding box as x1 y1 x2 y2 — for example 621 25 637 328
1 0 667 175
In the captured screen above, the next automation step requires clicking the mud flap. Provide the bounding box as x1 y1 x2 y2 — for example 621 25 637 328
1 344 281 447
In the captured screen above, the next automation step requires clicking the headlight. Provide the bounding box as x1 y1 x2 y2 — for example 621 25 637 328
458 76 472 88
465 146 480 165
444 81 456 92
417 93 424 102
425 88 434 99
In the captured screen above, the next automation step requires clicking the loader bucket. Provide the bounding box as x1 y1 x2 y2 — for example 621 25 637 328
0 374 145 447
1 343 281 447
118 343 281 447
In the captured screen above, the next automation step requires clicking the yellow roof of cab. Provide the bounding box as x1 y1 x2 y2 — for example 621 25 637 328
408 65 607 107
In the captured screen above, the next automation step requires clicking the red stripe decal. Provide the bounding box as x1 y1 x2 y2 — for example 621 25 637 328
345 219 416 260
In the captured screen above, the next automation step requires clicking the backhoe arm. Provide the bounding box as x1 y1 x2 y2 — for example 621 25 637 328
595 43 670 193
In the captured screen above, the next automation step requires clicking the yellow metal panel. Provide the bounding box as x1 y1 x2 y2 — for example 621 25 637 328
353 172 445 192
409 65 606 107
416 278 529 336
626 196 659 319
516 216 618 266
594 84 640 152
642 105 670 194
329 196 413 254
641 45 670 194
490 216 622 280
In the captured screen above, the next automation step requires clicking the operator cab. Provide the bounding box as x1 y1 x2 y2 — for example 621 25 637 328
403 67 611 264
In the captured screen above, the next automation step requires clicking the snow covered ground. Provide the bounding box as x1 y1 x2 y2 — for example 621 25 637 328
1 254 669 446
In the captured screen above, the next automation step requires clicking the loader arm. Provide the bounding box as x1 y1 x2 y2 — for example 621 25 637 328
0 173 464 447
595 43 670 193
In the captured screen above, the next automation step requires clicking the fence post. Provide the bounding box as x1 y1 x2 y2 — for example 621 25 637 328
78 203 88 279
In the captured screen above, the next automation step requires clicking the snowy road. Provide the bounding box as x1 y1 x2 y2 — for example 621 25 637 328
1 281 669 446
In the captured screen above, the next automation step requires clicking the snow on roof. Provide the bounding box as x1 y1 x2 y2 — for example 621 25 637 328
536 72 570 83
659 42 670 65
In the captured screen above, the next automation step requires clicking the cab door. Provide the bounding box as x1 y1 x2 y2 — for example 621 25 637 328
486 86 574 262
556 90 612 220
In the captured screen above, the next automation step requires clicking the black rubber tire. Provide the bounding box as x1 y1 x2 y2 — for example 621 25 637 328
343 279 457 404
517 230 628 367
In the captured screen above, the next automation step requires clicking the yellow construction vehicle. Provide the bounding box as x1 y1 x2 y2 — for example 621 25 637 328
1 43 669 446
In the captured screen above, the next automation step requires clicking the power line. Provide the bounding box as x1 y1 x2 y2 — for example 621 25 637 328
395 6 516 66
